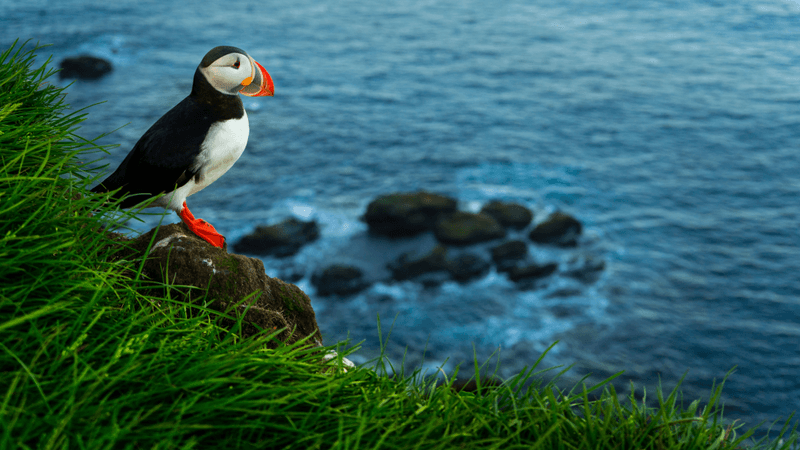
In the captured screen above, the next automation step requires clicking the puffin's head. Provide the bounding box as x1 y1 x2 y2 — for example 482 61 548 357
198 46 274 97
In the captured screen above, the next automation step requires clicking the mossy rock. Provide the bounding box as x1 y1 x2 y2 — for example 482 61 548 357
490 240 529 265
480 200 533 229
528 212 582 247
434 212 506 246
116 222 323 348
362 191 457 237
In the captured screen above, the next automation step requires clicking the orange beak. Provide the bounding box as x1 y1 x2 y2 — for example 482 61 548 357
240 58 274 97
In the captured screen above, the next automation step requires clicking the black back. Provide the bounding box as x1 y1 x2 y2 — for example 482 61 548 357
91 67 245 208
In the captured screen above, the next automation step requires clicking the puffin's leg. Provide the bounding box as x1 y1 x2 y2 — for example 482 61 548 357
177 201 226 248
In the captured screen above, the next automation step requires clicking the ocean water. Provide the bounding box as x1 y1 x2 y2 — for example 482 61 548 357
3 0 800 441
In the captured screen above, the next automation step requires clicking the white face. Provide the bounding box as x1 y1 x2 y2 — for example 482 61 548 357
200 52 255 95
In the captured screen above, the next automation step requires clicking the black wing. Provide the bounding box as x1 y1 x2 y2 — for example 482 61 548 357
91 96 216 208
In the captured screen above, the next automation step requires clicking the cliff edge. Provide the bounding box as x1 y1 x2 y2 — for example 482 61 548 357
111 222 323 348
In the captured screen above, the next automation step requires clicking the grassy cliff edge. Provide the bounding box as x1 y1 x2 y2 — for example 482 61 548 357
1 40 796 450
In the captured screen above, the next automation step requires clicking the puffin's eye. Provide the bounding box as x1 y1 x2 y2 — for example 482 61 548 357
233 60 241 69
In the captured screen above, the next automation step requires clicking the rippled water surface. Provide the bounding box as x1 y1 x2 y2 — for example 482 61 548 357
4 0 800 440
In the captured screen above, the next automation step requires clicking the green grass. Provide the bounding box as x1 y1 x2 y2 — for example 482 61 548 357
1 39 797 450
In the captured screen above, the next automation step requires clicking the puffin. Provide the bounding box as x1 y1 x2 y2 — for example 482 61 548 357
91 46 274 248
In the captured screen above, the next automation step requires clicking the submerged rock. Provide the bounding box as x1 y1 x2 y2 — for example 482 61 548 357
59 55 113 80
480 201 533 229
233 217 319 257
447 253 491 283
434 212 506 246
528 212 582 247
311 264 369 297
507 262 558 282
388 246 490 285
114 222 322 347
388 245 450 282
363 191 457 237
564 255 606 283
490 240 528 272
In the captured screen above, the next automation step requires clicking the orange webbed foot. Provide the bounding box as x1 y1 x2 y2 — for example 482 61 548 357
178 201 226 248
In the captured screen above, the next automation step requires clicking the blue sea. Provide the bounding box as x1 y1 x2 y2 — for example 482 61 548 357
4 0 800 441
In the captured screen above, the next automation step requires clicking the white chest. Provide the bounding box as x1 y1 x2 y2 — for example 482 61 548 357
191 111 249 195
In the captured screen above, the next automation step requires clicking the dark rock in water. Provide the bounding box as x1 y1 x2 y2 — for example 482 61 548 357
447 253 491 283
528 212 582 247
113 222 322 347
546 288 584 299
480 200 533 229
233 217 319 257
507 262 558 282
311 264 369 297
388 245 450 282
490 240 528 271
363 191 457 237
59 55 113 80
434 212 506 246
564 256 605 283
389 246 490 284
277 265 305 283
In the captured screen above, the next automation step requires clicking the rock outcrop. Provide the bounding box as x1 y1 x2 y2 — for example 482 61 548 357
490 240 529 271
388 245 451 283
528 212 582 247
507 262 559 282
311 264 369 297
233 217 319 257
115 222 322 348
362 191 457 237
211 191 598 298
433 212 507 246
387 246 491 285
59 55 113 80
564 255 606 283
480 201 533 229
348 193 593 291
447 253 491 282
